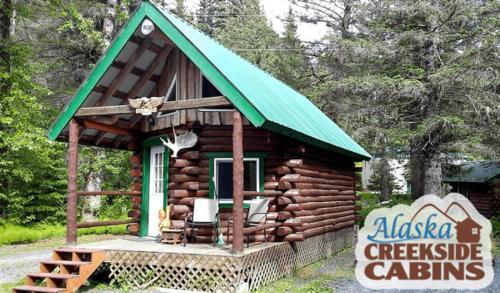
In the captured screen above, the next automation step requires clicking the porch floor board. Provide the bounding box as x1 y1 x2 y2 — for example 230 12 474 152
77 236 281 256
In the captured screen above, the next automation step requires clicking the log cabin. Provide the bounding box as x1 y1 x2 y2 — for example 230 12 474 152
444 161 499 218
15 1 372 292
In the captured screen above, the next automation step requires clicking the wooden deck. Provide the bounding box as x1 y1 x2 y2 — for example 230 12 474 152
77 227 355 292
78 236 282 256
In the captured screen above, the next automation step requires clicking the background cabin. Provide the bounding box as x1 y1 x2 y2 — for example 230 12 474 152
444 160 500 218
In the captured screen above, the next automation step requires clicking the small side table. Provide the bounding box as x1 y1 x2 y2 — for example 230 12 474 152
161 229 183 245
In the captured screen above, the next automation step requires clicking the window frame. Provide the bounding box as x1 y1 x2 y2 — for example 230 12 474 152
157 73 178 118
207 152 267 208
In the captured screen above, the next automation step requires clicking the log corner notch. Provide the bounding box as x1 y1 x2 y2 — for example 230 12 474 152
66 119 79 246
232 110 244 254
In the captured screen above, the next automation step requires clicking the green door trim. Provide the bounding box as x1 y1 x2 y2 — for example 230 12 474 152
139 141 169 237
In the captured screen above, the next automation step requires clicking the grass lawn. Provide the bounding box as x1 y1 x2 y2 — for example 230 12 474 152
256 248 355 293
0 223 127 246
0 279 24 293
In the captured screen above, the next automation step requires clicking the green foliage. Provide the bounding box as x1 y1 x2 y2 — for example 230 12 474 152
215 0 281 74
367 158 401 200
0 223 126 246
357 192 412 227
0 26 67 224
0 0 130 227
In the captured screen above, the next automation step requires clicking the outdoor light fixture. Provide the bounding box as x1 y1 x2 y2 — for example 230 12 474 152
141 19 154 35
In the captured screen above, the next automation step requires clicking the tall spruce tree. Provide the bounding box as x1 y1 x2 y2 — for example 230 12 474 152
196 0 227 36
273 7 310 92
215 0 280 74
295 0 499 198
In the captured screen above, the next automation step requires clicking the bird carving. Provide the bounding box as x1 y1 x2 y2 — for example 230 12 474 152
160 126 198 158
128 97 163 116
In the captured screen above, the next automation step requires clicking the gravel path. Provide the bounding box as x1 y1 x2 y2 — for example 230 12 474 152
0 248 53 284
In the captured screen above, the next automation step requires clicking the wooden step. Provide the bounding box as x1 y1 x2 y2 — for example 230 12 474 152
15 247 105 293
53 248 99 254
27 272 77 280
12 285 65 293
40 260 90 266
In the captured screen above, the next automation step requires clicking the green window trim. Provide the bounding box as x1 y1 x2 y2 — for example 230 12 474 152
139 140 169 237
207 152 267 209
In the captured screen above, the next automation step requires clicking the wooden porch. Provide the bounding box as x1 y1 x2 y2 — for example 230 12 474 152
78 227 356 292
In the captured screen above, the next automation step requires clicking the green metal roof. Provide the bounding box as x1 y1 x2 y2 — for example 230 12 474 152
48 1 371 160
443 161 500 183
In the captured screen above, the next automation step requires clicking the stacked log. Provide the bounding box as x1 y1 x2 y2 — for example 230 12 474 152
127 153 142 235
168 150 200 219
272 157 357 242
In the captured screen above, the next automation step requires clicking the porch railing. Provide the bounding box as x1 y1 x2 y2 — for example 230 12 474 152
76 191 140 229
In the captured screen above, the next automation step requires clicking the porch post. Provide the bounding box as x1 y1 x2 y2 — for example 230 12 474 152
232 110 244 254
66 119 79 246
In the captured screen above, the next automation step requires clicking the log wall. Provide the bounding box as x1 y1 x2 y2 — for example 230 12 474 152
127 153 142 235
451 178 500 218
140 125 358 243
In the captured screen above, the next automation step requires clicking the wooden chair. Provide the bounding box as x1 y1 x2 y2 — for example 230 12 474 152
227 198 270 247
183 198 219 246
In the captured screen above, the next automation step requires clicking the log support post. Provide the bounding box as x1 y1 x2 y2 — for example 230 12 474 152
232 110 244 254
66 119 79 245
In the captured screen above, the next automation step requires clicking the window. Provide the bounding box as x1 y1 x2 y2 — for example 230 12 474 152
152 150 164 193
472 228 478 235
199 74 232 112
202 75 222 97
209 153 266 205
157 74 177 117
214 158 259 202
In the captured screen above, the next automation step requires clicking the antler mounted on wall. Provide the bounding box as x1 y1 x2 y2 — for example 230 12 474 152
160 126 198 158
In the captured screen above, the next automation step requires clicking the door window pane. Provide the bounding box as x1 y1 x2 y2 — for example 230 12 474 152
154 152 164 193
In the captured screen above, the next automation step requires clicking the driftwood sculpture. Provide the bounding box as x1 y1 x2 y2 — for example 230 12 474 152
128 97 163 115
160 126 198 158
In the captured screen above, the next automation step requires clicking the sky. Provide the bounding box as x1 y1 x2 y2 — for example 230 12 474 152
183 0 329 42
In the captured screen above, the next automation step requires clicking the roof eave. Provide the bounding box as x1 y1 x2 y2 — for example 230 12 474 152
262 121 372 161
47 4 149 141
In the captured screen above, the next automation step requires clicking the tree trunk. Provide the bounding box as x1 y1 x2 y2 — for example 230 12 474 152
102 0 117 50
0 0 13 198
82 170 102 221
423 150 443 196
82 149 103 221
410 138 425 200
0 0 12 86
379 157 391 202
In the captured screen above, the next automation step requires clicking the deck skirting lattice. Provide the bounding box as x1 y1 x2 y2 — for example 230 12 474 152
105 227 354 292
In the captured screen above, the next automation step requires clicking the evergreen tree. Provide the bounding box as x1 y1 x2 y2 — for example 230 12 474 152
295 0 499 198
196 0 227 36
368 157 400 202
215 0 280 74
273 7 310 92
